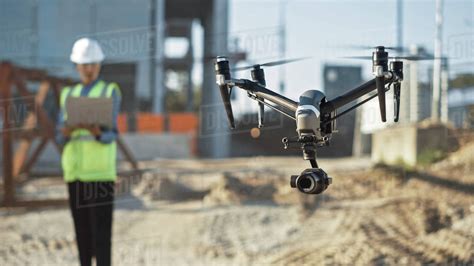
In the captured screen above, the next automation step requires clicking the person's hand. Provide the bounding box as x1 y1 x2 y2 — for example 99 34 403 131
79 124 101 137
88 125 101 137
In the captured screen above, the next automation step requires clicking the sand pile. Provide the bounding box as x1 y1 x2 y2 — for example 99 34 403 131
203 172 277 205
435 140 474 169
427 131 474 174
132 170 294 205
132 172 209 201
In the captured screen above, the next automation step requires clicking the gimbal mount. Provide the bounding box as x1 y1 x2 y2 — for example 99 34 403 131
215 46 404 194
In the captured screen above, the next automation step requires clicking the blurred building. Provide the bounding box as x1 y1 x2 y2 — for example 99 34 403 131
0 0 232 158
448 87 474 128
229 111 300 157
321 64 362 157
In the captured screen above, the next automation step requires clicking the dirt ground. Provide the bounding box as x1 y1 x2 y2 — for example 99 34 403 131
0 147 473 265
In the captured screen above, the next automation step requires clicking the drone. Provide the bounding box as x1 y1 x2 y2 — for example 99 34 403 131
215 46 405 195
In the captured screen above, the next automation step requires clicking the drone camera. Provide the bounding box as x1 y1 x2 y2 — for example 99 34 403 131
290 168 332 194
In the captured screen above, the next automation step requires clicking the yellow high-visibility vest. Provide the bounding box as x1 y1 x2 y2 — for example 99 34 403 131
59 80 120 182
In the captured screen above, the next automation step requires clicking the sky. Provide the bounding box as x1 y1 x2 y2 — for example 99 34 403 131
220 0 473 112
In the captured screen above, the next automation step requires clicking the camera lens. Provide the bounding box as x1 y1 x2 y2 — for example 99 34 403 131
292 168 331 194
297 174 315 192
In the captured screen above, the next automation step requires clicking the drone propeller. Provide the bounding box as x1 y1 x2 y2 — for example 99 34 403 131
342 55 444 61
342 45 408 53
234 57 310 71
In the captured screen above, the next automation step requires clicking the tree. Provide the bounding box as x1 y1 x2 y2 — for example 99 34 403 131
451 73 474 89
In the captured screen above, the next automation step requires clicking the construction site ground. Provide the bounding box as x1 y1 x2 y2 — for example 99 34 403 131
1 143 473 265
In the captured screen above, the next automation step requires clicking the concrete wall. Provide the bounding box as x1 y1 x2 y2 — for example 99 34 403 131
372 124 449 167
118 133 193 160
322 65 362 157
372 125 417 166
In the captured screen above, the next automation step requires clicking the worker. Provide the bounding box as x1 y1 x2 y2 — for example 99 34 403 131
56 38 121 266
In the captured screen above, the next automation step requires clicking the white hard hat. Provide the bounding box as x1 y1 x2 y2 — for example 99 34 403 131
70 38 105 64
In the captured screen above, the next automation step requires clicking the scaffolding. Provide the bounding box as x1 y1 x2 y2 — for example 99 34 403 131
0 61 138 208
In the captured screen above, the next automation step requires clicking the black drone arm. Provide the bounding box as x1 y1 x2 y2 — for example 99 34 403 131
224 78 298 119
321 79 378 113
321 60 403 121
242 80 298 112
320 76 397 116
321 46 403 122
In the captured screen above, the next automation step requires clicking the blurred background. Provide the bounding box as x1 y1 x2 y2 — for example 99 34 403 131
0 0 473 265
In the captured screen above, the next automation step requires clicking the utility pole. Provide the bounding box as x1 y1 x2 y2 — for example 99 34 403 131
440 58 449 123
409 45 419 123
149 0 165 114
149 0 156 113
279 0 287 93
396 0 403 52
431 0 443 122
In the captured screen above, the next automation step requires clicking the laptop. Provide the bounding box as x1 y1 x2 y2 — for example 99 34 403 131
65 97 114 128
